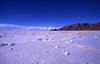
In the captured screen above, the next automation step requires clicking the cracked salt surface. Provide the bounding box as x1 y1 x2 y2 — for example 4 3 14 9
0 31 100 64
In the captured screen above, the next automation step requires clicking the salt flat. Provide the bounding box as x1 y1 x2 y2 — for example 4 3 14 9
0 31 100 64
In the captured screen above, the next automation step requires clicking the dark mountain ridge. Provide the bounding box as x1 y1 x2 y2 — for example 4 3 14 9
51 23 100 31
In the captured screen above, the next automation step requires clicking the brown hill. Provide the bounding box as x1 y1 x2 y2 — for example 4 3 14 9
51 23 100 31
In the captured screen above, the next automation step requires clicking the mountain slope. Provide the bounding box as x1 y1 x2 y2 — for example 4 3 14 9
51 23 100 31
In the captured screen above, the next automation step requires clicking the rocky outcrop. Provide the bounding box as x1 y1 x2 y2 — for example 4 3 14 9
51 23 100 31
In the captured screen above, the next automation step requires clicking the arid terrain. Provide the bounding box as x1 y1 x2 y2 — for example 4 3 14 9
0 31 100 64
51 23 100 31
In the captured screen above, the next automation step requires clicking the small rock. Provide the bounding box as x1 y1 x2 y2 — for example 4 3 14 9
0 43 8 47
52 38 54 40
37 38 42 41
63 50 70 55
16 54 19 56
45 38 48 40
10 43 16 46
0 35 3 37
35 60 40 64
55 45 60 49
45 50 50 53
64 52 70 55
10 48 13 50
86 63 88 64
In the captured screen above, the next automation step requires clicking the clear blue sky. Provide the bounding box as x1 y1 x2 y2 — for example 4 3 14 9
0 0 100 26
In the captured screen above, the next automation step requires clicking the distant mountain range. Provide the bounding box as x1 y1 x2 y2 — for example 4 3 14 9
0 24 56 31
51 23 100 31
0 23 100 31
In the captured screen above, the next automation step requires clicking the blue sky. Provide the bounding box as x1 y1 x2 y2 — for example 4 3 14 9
0 0 100 26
